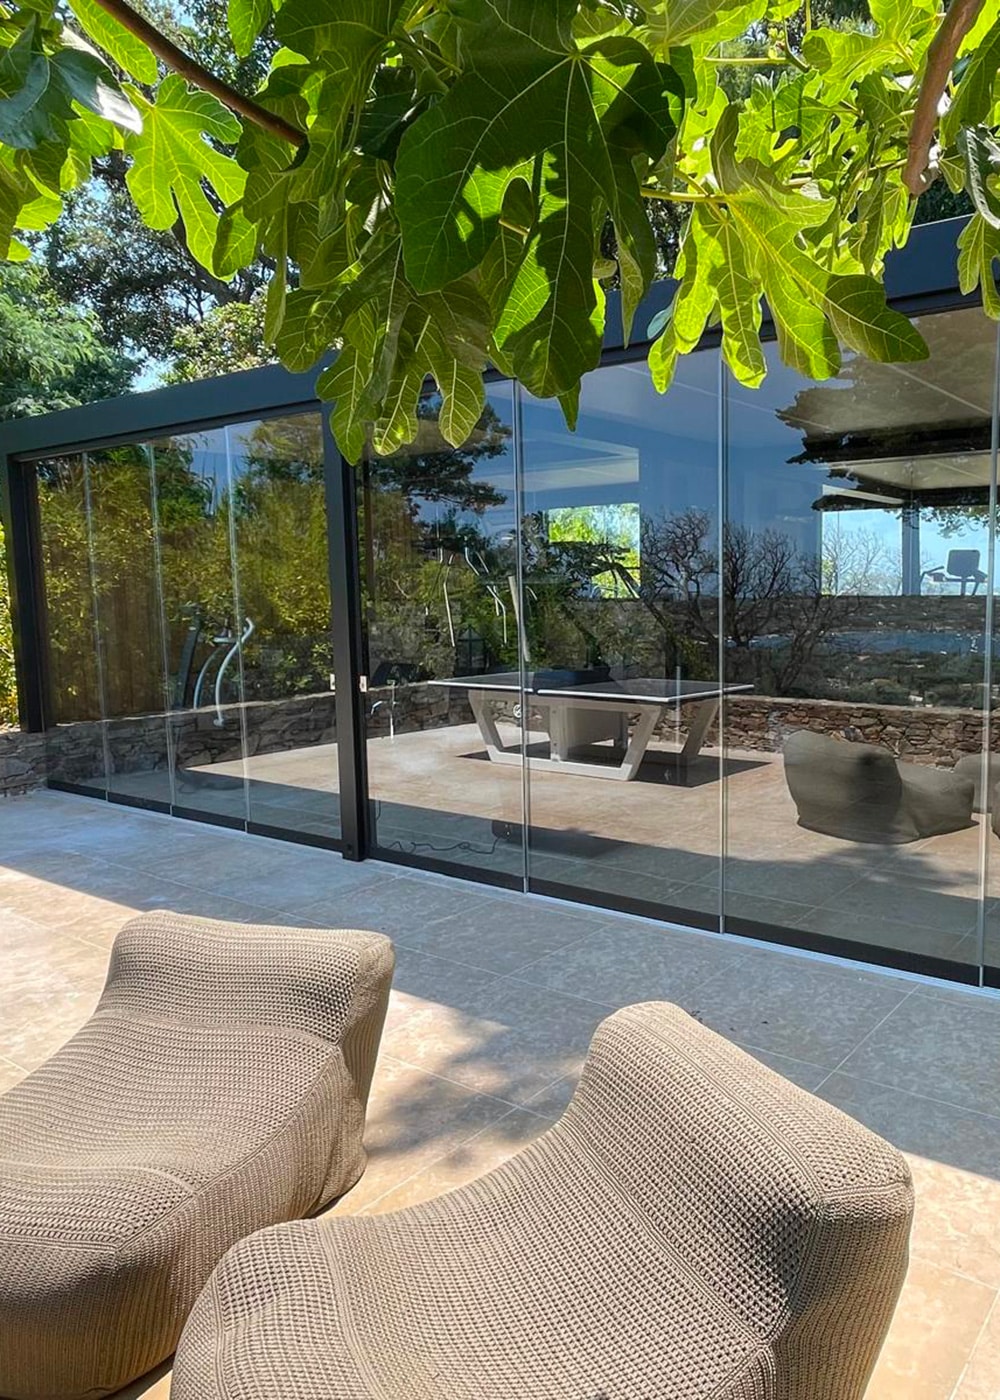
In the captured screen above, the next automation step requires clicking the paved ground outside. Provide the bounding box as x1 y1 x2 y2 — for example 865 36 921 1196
1 790 998 1399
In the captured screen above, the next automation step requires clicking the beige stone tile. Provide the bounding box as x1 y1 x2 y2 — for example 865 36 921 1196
362 1107 554 1213
953 1296 1000 1400
0 1055 26 1092
866 1259 995 1400
381 979 608 1106
403 898 603 976
510 921 738 1008
820 1073 1000 1289
687 952 911 1068
333 1056 522 1212
382 945 502 1033
840 990 1000 1119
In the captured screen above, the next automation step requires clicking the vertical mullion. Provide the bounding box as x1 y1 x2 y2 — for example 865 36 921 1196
322 416 370 861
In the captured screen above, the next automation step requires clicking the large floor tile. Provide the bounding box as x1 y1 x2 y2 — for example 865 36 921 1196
687 953 911 1068
510 921 738 1007
404 897 603 975
867 1259 995 1400
952 1296 1000 1400
362 1106 554 1214
839 989 1000 1119
381 979 608 1106
828 871 980 935
334 1055 519 1212
295 872 495 938
384 945 502 1032
0 1055 26 1092
821 1073 1000 1288
789 905 971 961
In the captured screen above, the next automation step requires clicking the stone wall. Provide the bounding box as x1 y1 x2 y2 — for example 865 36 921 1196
0 729 48 795
698 694 994 766
6 673 998 796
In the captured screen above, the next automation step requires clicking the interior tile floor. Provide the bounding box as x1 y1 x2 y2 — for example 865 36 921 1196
109 718 1000 969
3 789 999 1400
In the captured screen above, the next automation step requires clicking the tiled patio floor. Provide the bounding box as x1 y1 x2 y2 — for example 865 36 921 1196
2 790 999 1399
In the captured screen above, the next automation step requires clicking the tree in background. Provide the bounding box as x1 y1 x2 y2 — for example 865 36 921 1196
0 263 133 418
31 0 275 367
164 295 271 381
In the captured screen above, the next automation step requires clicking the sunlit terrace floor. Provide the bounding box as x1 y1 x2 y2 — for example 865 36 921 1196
2 791 1000 1398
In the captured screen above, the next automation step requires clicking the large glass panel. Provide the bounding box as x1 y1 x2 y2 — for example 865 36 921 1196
86 444 174 808
228 413 340 844
359 383 524 881
518 357 723 926
36 454 109 794
723 306 996 976
153 428 250 827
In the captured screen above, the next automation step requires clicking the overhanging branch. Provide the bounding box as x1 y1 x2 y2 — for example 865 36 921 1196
89 0 306 148
903 0 985 195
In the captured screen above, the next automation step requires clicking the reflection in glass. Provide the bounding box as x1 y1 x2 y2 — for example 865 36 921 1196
518 359 723 927
724 306 997 976
228 414 339 843
359 385 525 881
37 455 108 794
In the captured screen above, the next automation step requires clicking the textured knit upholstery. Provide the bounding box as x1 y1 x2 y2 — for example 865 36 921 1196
173 1002 913 1400
784 729 975 843
0 912 394 1400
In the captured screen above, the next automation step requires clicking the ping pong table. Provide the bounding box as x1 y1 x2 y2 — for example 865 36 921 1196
431 673 752 781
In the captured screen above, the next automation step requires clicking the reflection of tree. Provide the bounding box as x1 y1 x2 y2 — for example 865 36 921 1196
362 399 514 677
623 508 846 694
822 519 902 595
38 415 336 723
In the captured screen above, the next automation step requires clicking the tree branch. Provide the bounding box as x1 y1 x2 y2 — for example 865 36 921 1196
903 0 985 195
88 0 306 148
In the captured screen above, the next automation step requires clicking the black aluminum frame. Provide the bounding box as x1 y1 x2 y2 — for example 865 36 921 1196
2 215 996 986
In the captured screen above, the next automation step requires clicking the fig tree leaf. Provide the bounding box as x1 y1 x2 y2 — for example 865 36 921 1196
125 75 246 269
395 1 682 395
228 0 271 59
957 212 1000 318
68 0 158 84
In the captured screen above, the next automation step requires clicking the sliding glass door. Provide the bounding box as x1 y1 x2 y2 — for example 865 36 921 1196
357 382 525 883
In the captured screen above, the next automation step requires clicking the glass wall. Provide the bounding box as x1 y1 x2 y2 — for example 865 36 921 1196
26 299 1000 986
357 382 524 883
723 306 997 981
35 411 341 844
518 358 723 927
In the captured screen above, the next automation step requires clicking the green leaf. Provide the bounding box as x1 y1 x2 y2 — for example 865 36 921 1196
214 199 258 277
943 13 1000 145
318 309 378 464
50 39 141 133
395 2 682 396
958 126 1000 230
957 213 1000 318
68 0 158 84
228 0 271 59
640 0 765 47
125 74 246 269
274 0 411 201
703 208 764 387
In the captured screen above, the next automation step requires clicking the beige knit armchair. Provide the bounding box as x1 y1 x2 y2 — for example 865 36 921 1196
174 1001 913 1400
0 911 394 1400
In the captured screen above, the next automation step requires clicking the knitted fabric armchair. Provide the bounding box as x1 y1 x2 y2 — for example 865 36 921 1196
0 912 394 1400
174 1001 913 1400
